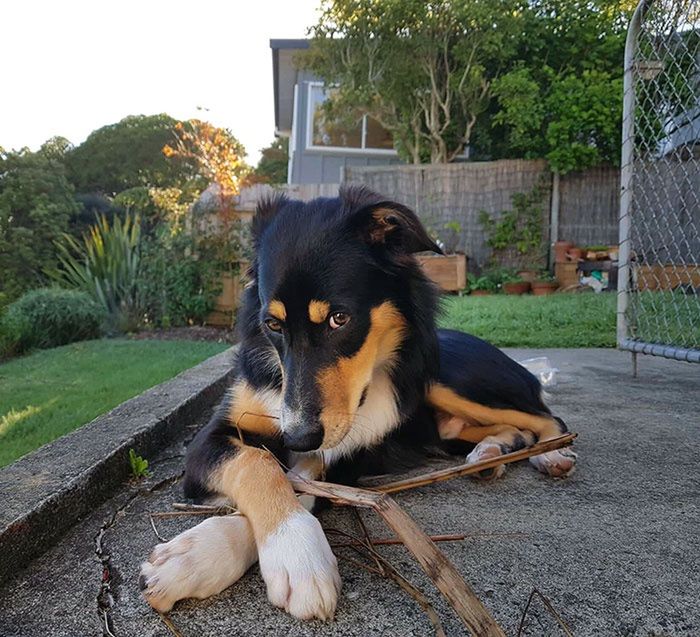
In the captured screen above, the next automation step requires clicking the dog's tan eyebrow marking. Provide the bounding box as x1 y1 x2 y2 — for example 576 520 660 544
308 300 331 324
268 300 287 321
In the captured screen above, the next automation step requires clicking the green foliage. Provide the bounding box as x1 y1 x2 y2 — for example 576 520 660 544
303 0 631 168
479 179 549 268
303 0 519 163
491 67 623 172
491 67 545 157
535 270 558 283
0 288 104 356
65 114 188 195
50 214 141 331
0 147 80 304
128 449 152 480
137 229 220 328
252 137 289 184
544 71 623 173
468 275 498 293
486 0 631 171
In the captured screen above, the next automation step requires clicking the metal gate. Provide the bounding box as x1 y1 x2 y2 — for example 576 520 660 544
618 0 700 365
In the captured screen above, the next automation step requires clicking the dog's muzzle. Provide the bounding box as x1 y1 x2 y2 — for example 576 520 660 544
280 408 324 452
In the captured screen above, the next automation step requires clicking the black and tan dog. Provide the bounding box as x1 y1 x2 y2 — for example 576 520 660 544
139 186 576 619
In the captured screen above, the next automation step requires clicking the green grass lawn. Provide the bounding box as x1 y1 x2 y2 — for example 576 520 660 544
439 292 617 348
0 339 228 467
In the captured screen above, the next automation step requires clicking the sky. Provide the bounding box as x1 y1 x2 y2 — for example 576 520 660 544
1 0 320 164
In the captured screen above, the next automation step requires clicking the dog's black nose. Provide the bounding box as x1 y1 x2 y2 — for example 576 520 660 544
283 426 324 452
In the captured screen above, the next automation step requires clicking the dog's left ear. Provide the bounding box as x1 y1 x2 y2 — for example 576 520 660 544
356 202 443 254
252 193 287 246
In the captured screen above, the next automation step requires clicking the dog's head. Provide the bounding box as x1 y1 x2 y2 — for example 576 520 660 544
251 186 441 452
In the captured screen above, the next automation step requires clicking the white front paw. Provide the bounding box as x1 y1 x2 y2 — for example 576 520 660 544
139 515 257 612
258 510 341 620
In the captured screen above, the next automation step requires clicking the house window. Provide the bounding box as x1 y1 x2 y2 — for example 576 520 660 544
307 84 395 153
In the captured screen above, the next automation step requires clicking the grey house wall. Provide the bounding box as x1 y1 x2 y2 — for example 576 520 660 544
289 72 401 184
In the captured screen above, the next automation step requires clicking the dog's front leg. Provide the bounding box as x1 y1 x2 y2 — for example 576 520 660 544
214 445 340 620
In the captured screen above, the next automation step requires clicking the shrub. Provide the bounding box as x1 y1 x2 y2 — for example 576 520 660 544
50 213 141 332
0 146 80 305
0 288 104 355
137 229 221 327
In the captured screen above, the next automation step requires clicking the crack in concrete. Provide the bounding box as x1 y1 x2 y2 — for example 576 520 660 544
94 471 183 636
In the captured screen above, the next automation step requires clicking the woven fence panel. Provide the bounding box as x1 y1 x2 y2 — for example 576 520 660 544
346 159 550 268
559 166 620 247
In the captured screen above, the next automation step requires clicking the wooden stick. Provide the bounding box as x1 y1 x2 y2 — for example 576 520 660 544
289 478 506 637
329 533 467 547
374 433 577 494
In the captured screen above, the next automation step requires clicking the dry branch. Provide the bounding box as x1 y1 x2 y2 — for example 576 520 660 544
374 433 576 494
289 477 506 636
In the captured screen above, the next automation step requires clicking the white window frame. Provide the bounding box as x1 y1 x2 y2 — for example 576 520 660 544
305 82 398 156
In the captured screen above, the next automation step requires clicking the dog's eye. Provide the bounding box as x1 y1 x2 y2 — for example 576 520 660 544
264 318 283 333
329 312 350 330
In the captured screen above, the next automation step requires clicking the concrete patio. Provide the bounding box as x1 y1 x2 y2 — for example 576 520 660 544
0 349 698 636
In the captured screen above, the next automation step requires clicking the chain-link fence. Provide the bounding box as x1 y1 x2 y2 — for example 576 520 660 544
618 0 700 365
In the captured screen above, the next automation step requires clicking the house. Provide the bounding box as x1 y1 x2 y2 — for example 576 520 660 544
270 39 401 184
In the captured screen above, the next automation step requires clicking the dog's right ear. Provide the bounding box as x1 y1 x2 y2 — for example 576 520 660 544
252 194 287 245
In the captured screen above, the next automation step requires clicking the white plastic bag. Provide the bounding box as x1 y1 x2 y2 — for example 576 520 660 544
519 356 559 388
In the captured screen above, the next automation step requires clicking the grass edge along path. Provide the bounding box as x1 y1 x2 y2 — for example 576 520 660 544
0 338 229 467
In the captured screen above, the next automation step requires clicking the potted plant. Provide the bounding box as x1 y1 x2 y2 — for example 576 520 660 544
468 275 498 296
517 264 540 283
531 272 559 296
501 270 531 295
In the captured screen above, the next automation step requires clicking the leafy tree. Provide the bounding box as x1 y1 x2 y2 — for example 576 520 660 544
251 137 289 184
305 0 632 171
302 0 519 163
0 147 80 305
162 120 250 196
491 67 623 172
485 0 632 171
65 114 188 195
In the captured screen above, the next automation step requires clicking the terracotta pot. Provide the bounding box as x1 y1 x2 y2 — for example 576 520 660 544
567 247 583 261
517 269 538 282
503 281 531 295
554 241 573 263
531 281 559 296
470 290 493 296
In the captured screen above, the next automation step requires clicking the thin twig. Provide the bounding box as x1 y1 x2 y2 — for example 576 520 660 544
149 514 169 543
373 433 577 494
150 510 222 519
335 552 384 577
102 609 116 637
332 525 447 637
517 588 574 637
158 612 185 637
170 502 238 517
331 533 467 547
353 508 386 576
